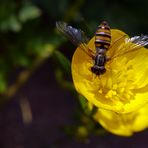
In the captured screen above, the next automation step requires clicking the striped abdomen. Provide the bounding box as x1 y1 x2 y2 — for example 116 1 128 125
95 21 111 51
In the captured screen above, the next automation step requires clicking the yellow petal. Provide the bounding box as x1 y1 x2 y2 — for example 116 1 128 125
72 29 148 113
93 103 148 136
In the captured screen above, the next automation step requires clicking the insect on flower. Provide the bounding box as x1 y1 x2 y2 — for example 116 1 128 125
56 21 148 75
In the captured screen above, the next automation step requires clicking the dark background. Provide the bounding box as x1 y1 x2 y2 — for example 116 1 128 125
0 0 148 147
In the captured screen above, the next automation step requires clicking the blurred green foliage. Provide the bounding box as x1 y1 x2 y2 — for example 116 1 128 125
0 0 147 104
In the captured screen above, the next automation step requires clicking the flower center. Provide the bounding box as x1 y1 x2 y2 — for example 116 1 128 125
95 72 135 104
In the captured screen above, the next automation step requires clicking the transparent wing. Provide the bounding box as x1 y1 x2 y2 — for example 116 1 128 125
125 35 148 49
56 21 95 58
109 34 148 60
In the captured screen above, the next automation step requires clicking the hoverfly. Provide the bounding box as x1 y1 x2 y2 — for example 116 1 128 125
56 21 148 75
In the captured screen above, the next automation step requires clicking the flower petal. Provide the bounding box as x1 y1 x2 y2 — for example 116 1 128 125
93 103 148 136
72 29 148 113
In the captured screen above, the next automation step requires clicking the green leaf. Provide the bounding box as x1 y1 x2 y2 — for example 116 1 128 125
54 50 71 75
79 95 91 114
0 15 21 32
39 44 55 58
79 95 97 116
0 73 7 93
55 69 74 91
19 3 41 22
17 56 31 67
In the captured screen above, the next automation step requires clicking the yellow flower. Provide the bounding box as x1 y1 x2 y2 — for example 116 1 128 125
93 103 148 136
72 29 148 113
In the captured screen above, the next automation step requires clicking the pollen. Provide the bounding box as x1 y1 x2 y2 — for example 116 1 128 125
105 90 117 99
96 71 135 103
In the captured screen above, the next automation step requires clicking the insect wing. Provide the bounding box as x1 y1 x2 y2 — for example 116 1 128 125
109 34 148 60
125 35 148 49
56 21 95 58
